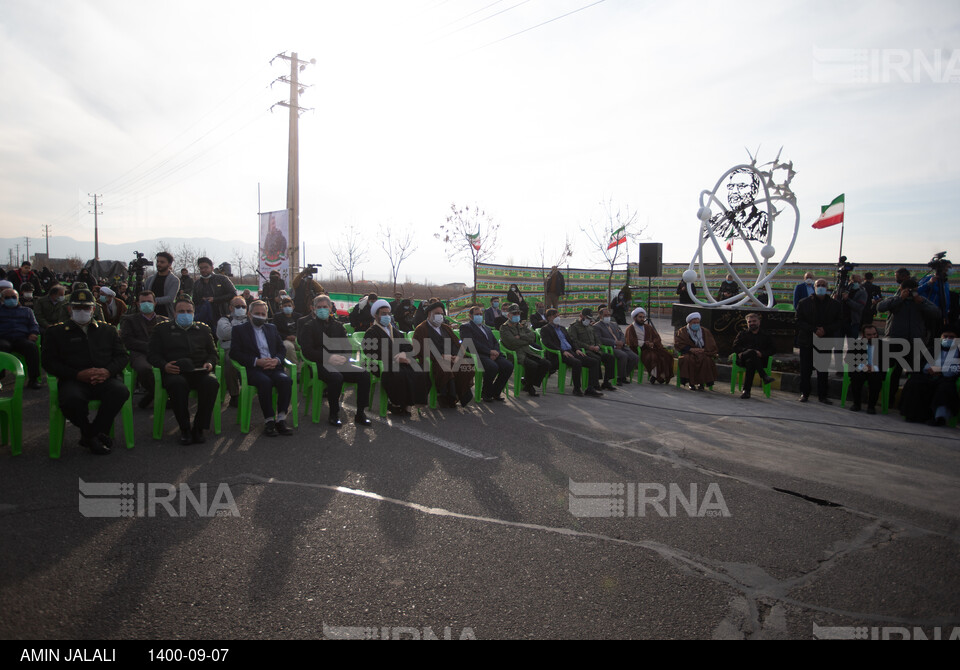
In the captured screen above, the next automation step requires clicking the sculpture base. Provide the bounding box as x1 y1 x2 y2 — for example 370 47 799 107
670 304 795 357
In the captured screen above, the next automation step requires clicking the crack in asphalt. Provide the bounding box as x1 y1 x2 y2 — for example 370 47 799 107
230 474 957 637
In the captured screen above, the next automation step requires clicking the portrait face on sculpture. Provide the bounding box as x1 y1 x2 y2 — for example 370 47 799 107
726 168 759 212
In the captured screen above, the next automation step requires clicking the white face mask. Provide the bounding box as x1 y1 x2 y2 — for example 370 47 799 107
23 293 33 299
71 309 93 325
431 314 444 325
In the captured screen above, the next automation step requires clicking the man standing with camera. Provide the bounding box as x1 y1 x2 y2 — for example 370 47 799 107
192 256 237 330
877 277 941 400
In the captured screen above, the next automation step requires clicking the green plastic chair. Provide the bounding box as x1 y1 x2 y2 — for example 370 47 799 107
152 366 223 440
299 356 372 423
730 352 774 398
0 352 25 455
48 369 135 458
840 364 894 414
774 303 795 312
229 358 298 433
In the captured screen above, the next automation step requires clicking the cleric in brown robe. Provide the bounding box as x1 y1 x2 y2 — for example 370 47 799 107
624 307 674 384
675 311 718 390
412 300 475 408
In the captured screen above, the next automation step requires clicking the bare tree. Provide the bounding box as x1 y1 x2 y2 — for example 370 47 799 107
435 203 500 303
330 225 368 293
537 235 574 280
380 224 418 295
581 198 643 300
174 242 199 273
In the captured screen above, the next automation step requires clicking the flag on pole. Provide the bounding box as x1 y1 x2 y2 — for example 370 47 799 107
467 228 481 251
812 194 845 229
607 226 627 250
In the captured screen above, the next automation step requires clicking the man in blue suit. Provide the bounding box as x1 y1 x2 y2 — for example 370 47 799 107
460 304 513 402
793 272 816 310
229 300 294 437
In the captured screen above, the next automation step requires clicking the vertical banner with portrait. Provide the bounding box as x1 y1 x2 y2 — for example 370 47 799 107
259 209 290 287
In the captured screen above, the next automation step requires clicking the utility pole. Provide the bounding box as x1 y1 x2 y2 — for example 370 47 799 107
15 244 20 264
271 52 315 274
43 224 51 257
23 236 30 265
88 193 102 261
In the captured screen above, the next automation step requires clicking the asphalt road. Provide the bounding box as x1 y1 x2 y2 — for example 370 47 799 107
1 370 958 640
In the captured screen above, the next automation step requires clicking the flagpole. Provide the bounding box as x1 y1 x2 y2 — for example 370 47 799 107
838 219 845 261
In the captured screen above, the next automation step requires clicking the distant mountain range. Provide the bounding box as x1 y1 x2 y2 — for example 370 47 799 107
2 236 258 268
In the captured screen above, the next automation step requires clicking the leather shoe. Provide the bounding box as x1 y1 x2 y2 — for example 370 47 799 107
572 388 584 397
191 428 206 444
264 420 279 437
96 432 114 449
585 388 604 398
819 397 833 405
276 420 294 435
354 411 372 427
81 434 111 455
740 390 751 399
761 374 775 385
328 416 343 428
179 431 193 445
459 391 473 407
601 381 617 391
525 385 540 397
799 394 809 403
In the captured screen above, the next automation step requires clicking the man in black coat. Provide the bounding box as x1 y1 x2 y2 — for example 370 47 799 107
732 313 775 399
539 308 602 397
796 278 843 404
41 288 130 455
192 257 237 329
119 290 169 409
460 305 513 402
300 294 372 427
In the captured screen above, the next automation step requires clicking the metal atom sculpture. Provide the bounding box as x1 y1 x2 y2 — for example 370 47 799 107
683 149 799 309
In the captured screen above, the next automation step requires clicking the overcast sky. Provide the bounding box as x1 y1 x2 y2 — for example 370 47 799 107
2 0 958 283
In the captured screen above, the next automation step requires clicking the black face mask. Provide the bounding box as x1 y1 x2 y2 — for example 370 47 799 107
251 316 268 327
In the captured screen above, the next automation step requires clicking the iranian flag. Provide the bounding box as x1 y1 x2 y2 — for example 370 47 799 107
467 228 481 251
812 194 845 229
607 226 627 250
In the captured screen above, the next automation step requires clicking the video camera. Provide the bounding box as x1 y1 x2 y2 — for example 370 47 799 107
306 263 322 275
835 255 857 295
928 251 951 278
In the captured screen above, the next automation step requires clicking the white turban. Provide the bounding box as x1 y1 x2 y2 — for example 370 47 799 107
100 287 116 297
685 312 701 323
370 299 390 315
631 307 646 319
0 281 12 289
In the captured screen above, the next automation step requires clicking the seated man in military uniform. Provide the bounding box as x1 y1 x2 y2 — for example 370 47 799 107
41 287 129 455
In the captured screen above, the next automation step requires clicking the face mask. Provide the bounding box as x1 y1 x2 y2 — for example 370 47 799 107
282 306 293 316
602 317 611 324
942 339 956 349
431 314 444 326
582 318 590 326
99 295 108 303
251 316 267 327
473 314 483 325
55 295 65 303
315 307 330 320
140 302 155 314
805 278 814 286
176 313 194 328
511 315 521 324
491 302 499 310
816 287 828 296
200 271 212 279
234 307 247 318
380 315 392 327
3 298 18 308
71 309 93 325
689 323 701 332
23 293 33 299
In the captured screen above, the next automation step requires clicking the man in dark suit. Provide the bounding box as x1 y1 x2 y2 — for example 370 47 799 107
796 278 843 404
732 313 775 400
460 305 513 402
484 298 504 329
228 300 294 436
845 323 887 414
299 294 372 427
539 308 602 397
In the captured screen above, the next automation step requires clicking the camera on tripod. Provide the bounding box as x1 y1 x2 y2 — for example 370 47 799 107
928 251 951 278
128 251 153 273
306 263 322 275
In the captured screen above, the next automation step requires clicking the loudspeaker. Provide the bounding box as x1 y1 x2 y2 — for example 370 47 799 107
637 243 662 277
